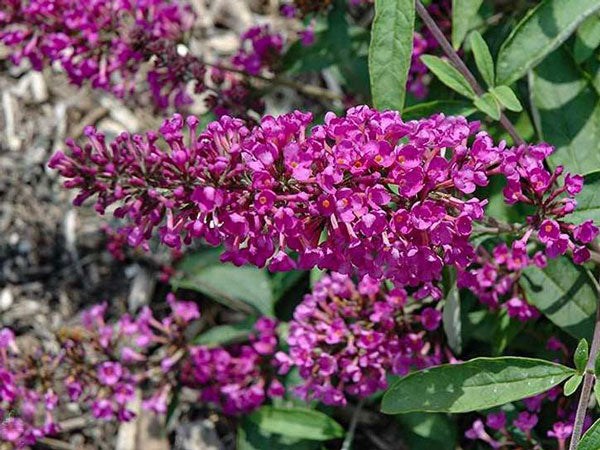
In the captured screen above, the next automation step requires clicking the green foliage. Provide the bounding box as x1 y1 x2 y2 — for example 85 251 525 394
421 55 476 99
401 100 476 120
520 256 597 340
247 406 344 441
452 0 484 50
381 357 574 414
490 86 522 112
192 317 256 346
574 338 590 372
173 249 275 316
369 0 415 110
563 171 600 224
563 374 583 396
575 14 600 64
474 93 501 119
578 418 600 450
237 418 321 450
469 31 495 88
496 0 600 85
397 413 457 450
442 280 462 354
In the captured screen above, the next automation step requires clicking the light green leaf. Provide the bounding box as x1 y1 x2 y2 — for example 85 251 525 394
443 282 462 354
520 256 597 340
381 357 574 414
173 249 275 316
248 407 344 441
397 413 457 450
575 338 590 372
579 417 600 450
490 86 523 112
496 0 600 85
474 93 501 120
192 317 256 346
594 380 600 405
452 0 484 50
421 55 476 99
369 0 415 110
564 374 584 396
531 47 600 174
575 14 600 64
563 171 600 224
237 418 320 450
469 31 495 87
402 100 477 120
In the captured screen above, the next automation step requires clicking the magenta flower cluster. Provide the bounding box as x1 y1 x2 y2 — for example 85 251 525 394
183 317 285 415
275 273 443 406
0 0 193 98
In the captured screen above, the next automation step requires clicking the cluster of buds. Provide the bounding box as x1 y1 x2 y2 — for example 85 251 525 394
0 0 193 98
0 295 285 447
48 106 596 299
275 273 443 406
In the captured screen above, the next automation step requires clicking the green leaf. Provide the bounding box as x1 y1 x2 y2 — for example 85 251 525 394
563 171 600 224
173 249 275 316
575 338 590 372
248 407 344 441
531 47 600 175
520 256 597 340
369 0 415 110
237 418 320 450
381 357 574 414
469 31 495 88
192 317 256 346
474 93 501 120
401 100 477 120
575 14 600 64
397 413 457 450
595 380 600 406
496 0 600 85
421 55 476 99
579 417 600 450
452 0 484 50
596 353 600 375
443 281 462 354
564 374 584 396
490 86 523 112
271 271 306 302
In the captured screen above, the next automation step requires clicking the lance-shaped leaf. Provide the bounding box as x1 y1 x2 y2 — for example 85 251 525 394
579 418 600 450
474 93 501 120
421 55 476 99
452 0 484 50
496 0 600 85
563 374 583 396
574 338 590 372
381 357 574 414
369 0 415 110
490 86 522 112
469 31 495 88
520 256 597 340
248 407 344 441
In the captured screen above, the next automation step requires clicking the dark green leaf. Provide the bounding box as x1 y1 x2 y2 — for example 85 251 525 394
594 380 600 405
575 338 590 372
397 413 457 450
580 418 600 450
165 384 181 427
369 0 415 110
563 374 583 396
491 86 523 112
421 55 476 99
192 317 256 346
452 0 484 50
443 281 462 354
469 31 495 88
575 14 600 63
595 352 600 375
271 271 306 302
381 357 574 414
496 0 600 85
520 256 597 340
531 47 600 174
237 418 320 450
401 100 477 120
563 171 600 224
174 250 275 316
474 93 501 120
248 407 344 441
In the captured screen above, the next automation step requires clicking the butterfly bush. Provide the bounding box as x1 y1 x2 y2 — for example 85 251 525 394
0 297 284 447
0 0 194 98
275 272 444 406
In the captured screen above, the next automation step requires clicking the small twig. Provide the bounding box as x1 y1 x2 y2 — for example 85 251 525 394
415 0 524 145
341 399 365 450
569 273 600 449
202 60 345 102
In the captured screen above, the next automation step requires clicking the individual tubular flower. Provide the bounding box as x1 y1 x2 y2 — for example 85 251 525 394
0 294 199 447
0 0 194 98
279 273 444 406
182 317 285 415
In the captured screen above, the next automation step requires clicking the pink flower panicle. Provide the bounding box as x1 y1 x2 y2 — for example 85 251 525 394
49 106 596 300
279 273 443 406
0 0 193 98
